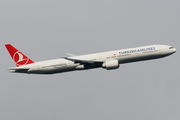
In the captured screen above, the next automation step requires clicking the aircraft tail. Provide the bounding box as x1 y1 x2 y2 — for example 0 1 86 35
5 44 34 67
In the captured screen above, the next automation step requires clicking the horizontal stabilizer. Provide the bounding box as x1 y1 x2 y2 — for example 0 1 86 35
8 67 29 72
8 67 29 70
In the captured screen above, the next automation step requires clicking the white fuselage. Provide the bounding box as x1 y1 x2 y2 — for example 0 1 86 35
10 45 176 74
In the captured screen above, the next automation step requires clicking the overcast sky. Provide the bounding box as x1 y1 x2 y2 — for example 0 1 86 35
0 0 180 120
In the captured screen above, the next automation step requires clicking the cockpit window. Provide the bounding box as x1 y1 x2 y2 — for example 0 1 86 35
169 47 174 49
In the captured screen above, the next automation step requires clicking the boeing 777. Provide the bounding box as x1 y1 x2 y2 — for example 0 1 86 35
5 44 176 74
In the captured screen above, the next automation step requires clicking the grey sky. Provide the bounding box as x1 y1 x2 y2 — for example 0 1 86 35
0 0 180 120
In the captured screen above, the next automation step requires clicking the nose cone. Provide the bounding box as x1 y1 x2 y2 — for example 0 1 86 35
164 46 176 56
170 48 177 54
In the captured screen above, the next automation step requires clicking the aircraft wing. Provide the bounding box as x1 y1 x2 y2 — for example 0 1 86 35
64 57 103 65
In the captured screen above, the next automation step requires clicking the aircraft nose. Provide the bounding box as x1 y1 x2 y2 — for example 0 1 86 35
172 48 177 53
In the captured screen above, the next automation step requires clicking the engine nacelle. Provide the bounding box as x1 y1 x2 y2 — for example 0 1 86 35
102 60 119 70
75 65 85 70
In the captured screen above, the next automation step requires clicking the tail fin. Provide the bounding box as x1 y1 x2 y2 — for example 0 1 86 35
5 44 34 67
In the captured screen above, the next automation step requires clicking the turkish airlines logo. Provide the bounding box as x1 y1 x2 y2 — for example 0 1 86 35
13 51 29 66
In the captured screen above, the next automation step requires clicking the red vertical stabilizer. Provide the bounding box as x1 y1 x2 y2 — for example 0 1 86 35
5 44 34 67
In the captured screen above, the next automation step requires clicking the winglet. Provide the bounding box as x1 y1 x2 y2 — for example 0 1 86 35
5 44 34 67
66 53 77 57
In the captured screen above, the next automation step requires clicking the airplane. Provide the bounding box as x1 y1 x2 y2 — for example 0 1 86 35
5 44 176 74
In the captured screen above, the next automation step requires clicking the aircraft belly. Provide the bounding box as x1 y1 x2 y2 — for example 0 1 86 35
31 64 77 74
118 54 166 64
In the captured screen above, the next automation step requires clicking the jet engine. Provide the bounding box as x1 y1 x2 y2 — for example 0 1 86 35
102 60 119 70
